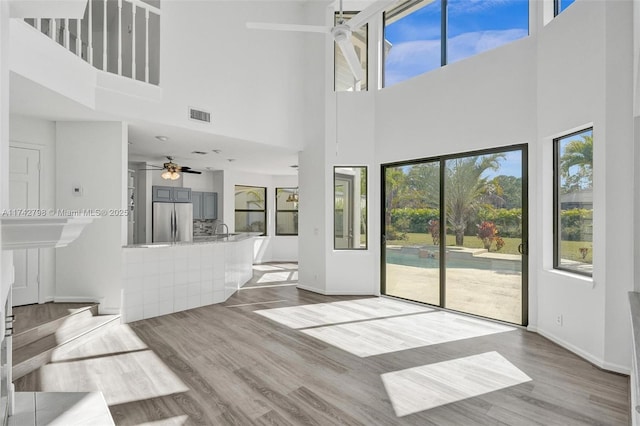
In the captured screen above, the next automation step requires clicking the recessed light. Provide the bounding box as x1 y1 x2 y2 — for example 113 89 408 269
212 149 221 154
227 159 235 162
290 165 299 168
155 136 169 141
191 151 207 155
205 167 213 170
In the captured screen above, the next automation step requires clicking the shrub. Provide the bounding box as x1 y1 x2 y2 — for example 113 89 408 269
428 219 440 245
477 221 499 250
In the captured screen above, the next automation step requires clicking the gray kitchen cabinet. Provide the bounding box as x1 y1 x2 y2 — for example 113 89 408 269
152 186 192 203
192 191 217 220
203 192 218 220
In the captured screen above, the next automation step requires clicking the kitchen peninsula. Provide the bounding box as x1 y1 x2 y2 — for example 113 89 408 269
121 233 259 322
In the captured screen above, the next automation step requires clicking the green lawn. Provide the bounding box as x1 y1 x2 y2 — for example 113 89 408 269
387 232 592 263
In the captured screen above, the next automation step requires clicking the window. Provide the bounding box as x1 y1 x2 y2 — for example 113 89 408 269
275 188 299 236
335 12 368 92
334 167 367 249
383 0 529 87
554 0 576 16
384 0 442 87
554 128 593 276
447 0 528 65
235 185 267 235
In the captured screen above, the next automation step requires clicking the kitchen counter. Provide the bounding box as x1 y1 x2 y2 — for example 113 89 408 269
121 233 257 322
123 232 261 248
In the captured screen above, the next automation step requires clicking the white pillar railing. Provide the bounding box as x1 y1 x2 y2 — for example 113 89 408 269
24 0 161 85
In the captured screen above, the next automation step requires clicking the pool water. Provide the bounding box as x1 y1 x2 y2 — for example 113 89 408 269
385 248 521 273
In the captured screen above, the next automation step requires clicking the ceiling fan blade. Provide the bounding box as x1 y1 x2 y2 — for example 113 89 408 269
346 0 398 30
181 170 202 174
336 37 364 82
178 166 192 170
246 22 331 33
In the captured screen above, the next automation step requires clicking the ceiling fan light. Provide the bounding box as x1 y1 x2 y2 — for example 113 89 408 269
161 170 171 180
170 172 180 180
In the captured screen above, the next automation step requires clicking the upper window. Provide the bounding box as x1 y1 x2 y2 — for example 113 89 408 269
335 12 368 92
554 128 593 276
275 188 299 236
554 0 576 16
235 185 267 236
384 0 529 87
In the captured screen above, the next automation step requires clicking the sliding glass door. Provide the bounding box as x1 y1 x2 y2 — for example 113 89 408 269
384 161 441 305
382 146 527 325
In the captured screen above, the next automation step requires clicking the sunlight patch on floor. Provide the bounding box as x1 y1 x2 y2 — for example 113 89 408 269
301 311 515 357
381 351 531 416
255 297 431 329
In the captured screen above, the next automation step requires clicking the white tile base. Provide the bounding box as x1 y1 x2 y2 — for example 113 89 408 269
381 351 531 417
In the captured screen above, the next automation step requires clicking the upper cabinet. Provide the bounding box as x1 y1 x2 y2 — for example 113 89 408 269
192 191 218 220
152 186 192 203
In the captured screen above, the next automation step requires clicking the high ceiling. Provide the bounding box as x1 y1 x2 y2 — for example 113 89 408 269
10 72 299 176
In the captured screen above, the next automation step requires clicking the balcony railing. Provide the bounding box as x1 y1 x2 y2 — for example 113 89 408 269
25 0 161 85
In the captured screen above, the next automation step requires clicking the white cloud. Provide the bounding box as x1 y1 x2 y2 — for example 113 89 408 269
384 28 528 87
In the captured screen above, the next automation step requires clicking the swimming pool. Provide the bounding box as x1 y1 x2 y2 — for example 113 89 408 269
385 247 521 273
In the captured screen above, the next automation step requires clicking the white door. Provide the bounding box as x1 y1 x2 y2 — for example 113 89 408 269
10 147 40 306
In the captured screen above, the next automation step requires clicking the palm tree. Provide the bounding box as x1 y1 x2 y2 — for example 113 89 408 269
561 134 593 190
446 154 504 245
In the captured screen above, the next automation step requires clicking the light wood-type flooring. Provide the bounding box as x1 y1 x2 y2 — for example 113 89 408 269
16 263 630 425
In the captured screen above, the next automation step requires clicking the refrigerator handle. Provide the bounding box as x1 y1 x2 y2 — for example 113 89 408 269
171 210 176 242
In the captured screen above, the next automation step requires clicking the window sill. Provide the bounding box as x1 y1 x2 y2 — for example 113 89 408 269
546 268 595 288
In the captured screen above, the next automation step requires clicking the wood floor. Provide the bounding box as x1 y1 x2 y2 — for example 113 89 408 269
16 263 630 425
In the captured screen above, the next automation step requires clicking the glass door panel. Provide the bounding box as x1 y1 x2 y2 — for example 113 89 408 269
383 162 441 306
382 146 527 325
443 150 524 324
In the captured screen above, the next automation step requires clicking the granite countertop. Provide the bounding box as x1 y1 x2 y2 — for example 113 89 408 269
123 232 261 248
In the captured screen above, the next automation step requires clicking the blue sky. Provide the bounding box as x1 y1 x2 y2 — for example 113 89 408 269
384 0 529 86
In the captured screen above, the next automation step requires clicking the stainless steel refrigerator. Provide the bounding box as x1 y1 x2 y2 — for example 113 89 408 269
153 202 193 243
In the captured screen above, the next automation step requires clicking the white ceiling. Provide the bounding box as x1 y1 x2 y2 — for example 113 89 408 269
10 72 299 176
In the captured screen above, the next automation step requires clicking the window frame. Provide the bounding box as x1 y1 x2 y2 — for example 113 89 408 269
333 166 368 250
334 11 369 92
382 0 530 88
234 185 267 236
553 127 593 277
275 187 299 236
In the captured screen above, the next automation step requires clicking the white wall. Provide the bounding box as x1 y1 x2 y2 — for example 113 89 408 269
55 121 127 314
297 1 330 293
295 0 632 372
0 0 11 341
9 114 57 302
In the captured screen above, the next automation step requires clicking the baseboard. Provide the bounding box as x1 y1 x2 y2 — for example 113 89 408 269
296 284 326 295
97 307 122 316
53 296 102 304
324 290 377 296
536 327 630 375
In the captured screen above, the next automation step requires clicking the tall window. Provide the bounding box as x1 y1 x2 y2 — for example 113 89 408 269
235 185 267 236
334 167 368 249
335 12 368 92
383 0 529 87
554 128 593 276
554 0 576 16
275 188 299 236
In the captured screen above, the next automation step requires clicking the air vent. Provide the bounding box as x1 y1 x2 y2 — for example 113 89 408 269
191 151 207 155
189 107 211 123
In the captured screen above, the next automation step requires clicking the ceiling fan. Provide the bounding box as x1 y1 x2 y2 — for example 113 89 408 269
247 0 398 83
141 156 202 180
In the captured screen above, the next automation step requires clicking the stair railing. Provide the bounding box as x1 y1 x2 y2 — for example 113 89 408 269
25 0 161 85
